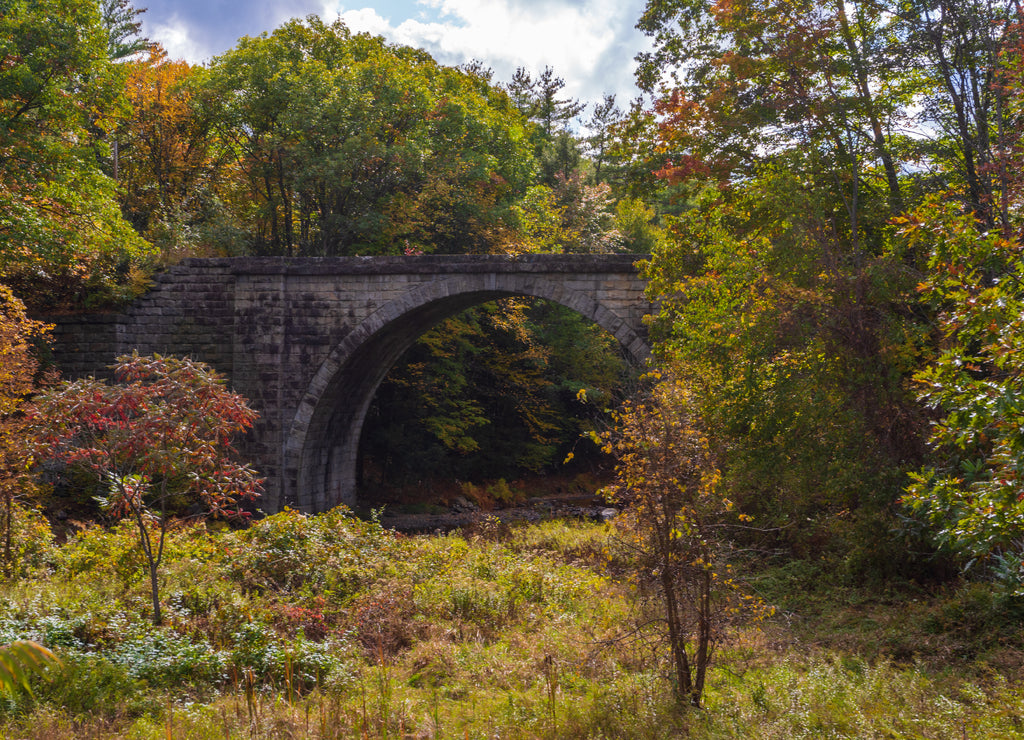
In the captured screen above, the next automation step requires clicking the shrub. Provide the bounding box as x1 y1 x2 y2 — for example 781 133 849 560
228 506 396 600
352 580 415 659
0 506 54 579
486 479 522 505
53 520 146 588
26 654 153 720
108 630 226 687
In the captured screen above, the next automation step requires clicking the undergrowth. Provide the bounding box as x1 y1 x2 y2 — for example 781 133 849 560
0 510 1020 738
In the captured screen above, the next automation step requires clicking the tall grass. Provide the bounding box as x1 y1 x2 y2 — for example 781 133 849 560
0 512 1020 738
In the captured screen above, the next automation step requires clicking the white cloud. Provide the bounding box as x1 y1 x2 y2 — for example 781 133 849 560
146 17 216 64
323 0 649 109
141 0 652 111
331 6 396 36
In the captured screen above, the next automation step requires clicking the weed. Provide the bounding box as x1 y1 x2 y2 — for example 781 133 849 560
352 580 415 659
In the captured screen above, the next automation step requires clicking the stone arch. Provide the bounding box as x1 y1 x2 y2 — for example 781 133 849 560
282 273 651 512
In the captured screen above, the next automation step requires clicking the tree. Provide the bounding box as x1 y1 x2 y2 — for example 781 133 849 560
598 99 669 204
0 0 154 309
361 298 628 486
639 0 919 231
583 94 623 185
198 16 534 257
506 66 584 137
116 47 236 257
614 196 666 254
898 0 1021 230
902 198 1024 589
0 286 50 578
638 0 1024 231
639 174 927 569
632 0 948 568
30 354 262 625
100 0 150 61
503 66 585 186
897 16 1024 578
551 174 624 253
598 373 767 707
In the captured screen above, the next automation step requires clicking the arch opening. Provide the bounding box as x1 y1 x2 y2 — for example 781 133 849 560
283 274 650 513
357 297 635 505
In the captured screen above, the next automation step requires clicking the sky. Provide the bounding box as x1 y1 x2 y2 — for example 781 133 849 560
137 0 654 115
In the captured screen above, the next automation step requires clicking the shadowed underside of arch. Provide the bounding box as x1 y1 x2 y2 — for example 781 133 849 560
283 273 651 512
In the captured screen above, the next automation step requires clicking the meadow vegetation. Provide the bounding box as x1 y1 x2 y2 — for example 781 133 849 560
0 508 1019 738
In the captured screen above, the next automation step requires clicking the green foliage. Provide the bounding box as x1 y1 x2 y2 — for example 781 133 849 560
407 529 605 639
227 506 397 600
27 652 151 717
505 66 584 140
902 199 1024 589
0 513 1015 736
614 197 665 254
197 16 535 256
642 182 925 561
486 479 521 505
99 0 150 61
361 299 628 487
53 520 146 588
0 0 155 309
109 629 225 686
504 519 620 568
0 641 58 697
0 506 54 580
512 186 569 253
630 0 1024 592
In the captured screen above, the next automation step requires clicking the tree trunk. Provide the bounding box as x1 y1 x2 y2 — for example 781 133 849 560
693 564 712 705
2 489 11 579
275 149 294 256
835 0 903 216
134 507 163 626
148 555 162 626
661 555 693 705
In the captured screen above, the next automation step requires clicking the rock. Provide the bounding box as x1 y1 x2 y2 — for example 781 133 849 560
450 496 479 513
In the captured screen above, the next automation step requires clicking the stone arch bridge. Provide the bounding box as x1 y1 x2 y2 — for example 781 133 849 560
51 255 652 513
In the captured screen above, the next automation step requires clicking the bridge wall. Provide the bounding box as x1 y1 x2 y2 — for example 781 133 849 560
49 255 652 513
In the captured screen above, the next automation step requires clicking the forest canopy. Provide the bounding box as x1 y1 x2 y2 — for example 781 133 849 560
636 0 1024 584
4 0 1024 588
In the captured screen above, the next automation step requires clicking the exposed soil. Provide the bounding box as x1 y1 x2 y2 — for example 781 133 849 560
354 471 617 532
368 492 619 533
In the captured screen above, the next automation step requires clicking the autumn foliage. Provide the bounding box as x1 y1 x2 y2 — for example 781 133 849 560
29 353 262 624
901 199 1024 589
598 374 768 707
0 286 51 577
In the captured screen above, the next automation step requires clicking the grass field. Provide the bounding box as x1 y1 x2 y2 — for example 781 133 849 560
0 507 1021 739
